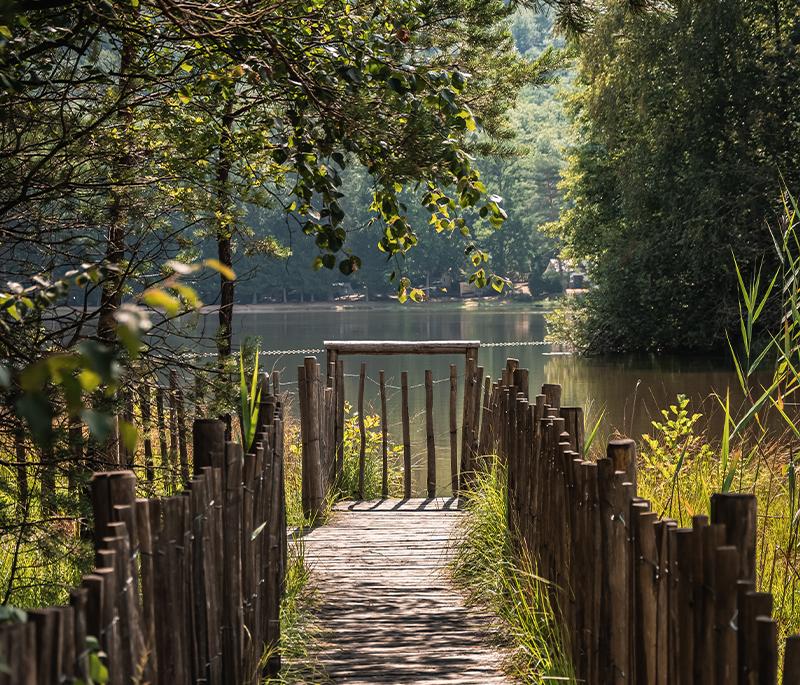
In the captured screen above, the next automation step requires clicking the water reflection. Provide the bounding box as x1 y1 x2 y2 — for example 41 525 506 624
228 302 744 496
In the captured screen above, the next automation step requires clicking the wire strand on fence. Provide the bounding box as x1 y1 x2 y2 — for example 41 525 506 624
185 340 566 360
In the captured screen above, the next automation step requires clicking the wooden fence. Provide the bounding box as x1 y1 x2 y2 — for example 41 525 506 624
485 358 800 684
0 379 287 685
297 341 485 515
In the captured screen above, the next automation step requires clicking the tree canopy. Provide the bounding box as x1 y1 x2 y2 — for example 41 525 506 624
550 0 800 352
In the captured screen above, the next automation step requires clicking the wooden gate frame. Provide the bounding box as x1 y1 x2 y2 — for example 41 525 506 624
324 340 481 496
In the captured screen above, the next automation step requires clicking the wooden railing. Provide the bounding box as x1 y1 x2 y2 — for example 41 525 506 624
487 358 800 684
297 340 484 515
0 381 286 685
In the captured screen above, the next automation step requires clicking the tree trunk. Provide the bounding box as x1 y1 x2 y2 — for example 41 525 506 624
96 14 137 466
216 99 235 360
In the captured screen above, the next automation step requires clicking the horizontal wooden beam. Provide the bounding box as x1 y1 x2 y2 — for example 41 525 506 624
323 340 480 355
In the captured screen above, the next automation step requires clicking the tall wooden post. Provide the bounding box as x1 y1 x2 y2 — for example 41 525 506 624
449 364 458 497
380 370 388 499
357 362 366 500
425 369 436 499
401 371 411 499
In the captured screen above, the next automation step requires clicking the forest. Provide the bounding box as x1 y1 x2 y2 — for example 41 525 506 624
2 0 800 682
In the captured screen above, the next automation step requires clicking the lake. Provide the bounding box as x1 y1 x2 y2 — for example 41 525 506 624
227 301 739 496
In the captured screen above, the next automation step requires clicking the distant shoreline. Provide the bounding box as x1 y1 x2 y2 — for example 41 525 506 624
200 298 555 314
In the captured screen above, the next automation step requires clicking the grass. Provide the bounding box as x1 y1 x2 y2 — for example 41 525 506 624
335 405 403 501
450 457 574 684
632 396 800 641
262 539 328 684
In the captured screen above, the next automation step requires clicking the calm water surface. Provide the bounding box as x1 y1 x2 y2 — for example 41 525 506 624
226 301 738 496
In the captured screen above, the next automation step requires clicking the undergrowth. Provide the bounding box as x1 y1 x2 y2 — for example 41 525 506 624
262 540 327 683
450 457 574 683
636 396 800 641
335 404 403 501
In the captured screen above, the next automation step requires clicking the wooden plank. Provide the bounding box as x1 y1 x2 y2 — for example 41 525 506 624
303 500 508 683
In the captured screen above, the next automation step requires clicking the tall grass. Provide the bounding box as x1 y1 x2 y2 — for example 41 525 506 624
637 398 800 639
450 457 574 683
335 405 403 501
262 540 328 684
627 192 800 646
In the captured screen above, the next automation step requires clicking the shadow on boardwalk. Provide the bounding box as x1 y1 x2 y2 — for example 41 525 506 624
301 498 509 684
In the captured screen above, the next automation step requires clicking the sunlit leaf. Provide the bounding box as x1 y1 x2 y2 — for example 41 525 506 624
204 259 236 281
142 289 180 316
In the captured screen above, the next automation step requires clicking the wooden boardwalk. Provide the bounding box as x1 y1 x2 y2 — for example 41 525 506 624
301 498 509 684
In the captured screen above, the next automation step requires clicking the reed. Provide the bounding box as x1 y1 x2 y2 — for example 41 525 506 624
450 457 574 684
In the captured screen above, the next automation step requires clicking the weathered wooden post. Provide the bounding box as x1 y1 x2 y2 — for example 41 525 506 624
357 361 366 500
607 438 637 491
449 364 458 496
380 370 388 499
302 357 325 519
425 369 436 499
155 385 170 488
401 371 411 499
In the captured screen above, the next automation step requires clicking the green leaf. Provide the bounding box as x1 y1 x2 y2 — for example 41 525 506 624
142 289 180 317
88 652 109 683
16 393 54 445
80 409 115 443
174 284 201 309
583 408 606 454
119 420 138 454
251 520 267 541
204 259 236 281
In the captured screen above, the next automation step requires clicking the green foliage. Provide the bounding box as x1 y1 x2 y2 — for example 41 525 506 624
451 458 573 683
638 195 800 641
639 395 715 521
262 540 326 683
239 345 262 451
551 1 800 352
73 636 110 685
1 261 220 446
336 405 403 501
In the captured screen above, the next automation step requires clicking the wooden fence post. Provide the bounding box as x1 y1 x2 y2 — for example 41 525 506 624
155 385 170 490
193 419 225 472
401 371 411 499
710 493 757 582
598 457 632 684
425 369 436 499
784 636 800 684
379 370 388 499
449 364 458 496
222 442 243 684
607 438 637 492
357 361 366 500
302 357 324 518
459 347 478 492
335 360 344 485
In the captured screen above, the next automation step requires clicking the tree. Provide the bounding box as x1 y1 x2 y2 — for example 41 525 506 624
550 0 800 352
